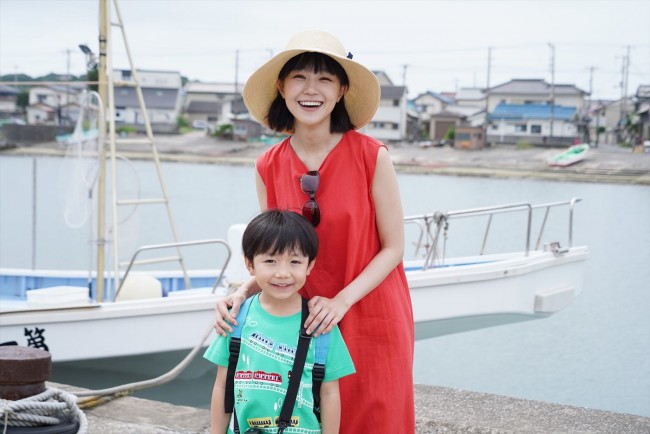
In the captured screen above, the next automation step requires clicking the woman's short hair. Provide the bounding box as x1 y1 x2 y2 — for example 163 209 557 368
267 52 354 133
242 209 319 263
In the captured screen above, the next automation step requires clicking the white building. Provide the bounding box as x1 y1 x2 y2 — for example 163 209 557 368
365 71 408 143
26 85 83 126
113 69 182 129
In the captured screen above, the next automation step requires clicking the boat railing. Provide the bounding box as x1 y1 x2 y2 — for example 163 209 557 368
404 197 582 270
113 238 232 301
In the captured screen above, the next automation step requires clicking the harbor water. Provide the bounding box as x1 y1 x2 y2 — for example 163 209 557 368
0 154 648 417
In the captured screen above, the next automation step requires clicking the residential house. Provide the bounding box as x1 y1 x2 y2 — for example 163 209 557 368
454 87 485 108
113 69 182 132
585 100 613 146
486 79 588 113
231 96 272 141
26 85 83 126
595 97 635 145
366 84 409 143
485 79 588 146
365 71 409 143
182 81 244 127
488 103 578 146
634 84 650 144
411 91 454 141
0 85 19 118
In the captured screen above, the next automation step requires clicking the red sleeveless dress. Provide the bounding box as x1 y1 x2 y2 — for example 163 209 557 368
257 130 415 433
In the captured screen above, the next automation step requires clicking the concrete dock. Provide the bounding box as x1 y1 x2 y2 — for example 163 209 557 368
52 382 650 434
2 130 650 185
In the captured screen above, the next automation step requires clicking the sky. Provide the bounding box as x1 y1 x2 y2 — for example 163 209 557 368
0 0 649 101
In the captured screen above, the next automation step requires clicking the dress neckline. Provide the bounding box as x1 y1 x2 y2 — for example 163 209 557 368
286 131 348 173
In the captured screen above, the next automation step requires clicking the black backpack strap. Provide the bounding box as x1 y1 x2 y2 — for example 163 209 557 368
311 331 330 421
277 297 311 433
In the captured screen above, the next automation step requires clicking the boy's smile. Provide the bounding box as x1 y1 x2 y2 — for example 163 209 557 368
246 249 315 313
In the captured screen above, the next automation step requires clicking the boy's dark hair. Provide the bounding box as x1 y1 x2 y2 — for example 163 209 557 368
242 209 319 263
267 52 354 133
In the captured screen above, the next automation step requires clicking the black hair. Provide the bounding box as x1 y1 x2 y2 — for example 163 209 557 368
266 52 354 133
242 209 319 263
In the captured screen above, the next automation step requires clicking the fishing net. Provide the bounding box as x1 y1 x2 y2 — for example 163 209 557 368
57 91 103 229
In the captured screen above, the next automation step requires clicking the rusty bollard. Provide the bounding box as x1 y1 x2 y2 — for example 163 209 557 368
0 345 51 400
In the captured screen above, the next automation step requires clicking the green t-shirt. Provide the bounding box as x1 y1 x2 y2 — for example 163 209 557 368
204 295 355 434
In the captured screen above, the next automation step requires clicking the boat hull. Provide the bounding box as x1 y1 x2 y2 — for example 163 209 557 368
0 246 588 361
547 143 589 167
0 293 222 362
408 246 589 339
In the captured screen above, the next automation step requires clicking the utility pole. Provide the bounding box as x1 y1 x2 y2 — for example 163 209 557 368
619 46 630 142
64 48 72 126
548 43 555 142
623 46 631 121
402 64 409 87
482 46 491 146
586 66 596 145
234 49 240 96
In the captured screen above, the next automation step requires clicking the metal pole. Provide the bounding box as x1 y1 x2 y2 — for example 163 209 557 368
548 43 555 141
95 0 109 302
483 47 491 146
31 159 37 269
235 49 239 95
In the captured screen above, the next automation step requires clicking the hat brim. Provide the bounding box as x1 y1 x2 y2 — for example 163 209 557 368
243 49 380 131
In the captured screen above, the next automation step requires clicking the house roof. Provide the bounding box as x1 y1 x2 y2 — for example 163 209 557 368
636 84 650 99
413 91 454 105
114 87 179 109
455 87 485 101
184 81 243 94
445 104 484 117
381 85 406 99
30 84 85 94
27 102 57 111
432 110 466 119
0 85 19 95
373 71 394 86
489 79 587 96
186 101 220 114
489 103 577 121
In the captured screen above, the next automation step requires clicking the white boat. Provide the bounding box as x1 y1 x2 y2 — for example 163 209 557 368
0 198 589 361
0 0 589 363
547 143 590 167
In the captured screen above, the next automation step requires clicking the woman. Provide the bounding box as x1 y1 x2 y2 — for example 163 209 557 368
214 30 415 433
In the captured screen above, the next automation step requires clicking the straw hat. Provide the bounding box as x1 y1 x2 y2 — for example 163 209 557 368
242 30 380 130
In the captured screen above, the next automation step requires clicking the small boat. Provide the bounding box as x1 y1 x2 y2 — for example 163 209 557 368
547 143 590 167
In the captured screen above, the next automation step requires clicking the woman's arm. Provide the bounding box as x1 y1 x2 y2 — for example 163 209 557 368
210 366 232 434
213 170 268 335
305 147 405 336
319 380 341 434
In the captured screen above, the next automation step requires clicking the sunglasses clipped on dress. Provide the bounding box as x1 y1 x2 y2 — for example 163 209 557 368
300 171 320 227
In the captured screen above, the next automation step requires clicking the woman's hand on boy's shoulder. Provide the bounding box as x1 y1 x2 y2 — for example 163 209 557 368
305 296 350 337
213 290 247 336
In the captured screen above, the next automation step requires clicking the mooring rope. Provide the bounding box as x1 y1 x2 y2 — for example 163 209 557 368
74 320 215 403
0 388 88 434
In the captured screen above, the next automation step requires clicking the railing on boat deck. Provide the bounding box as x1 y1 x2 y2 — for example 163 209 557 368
113 239 232 301
404 197 582 270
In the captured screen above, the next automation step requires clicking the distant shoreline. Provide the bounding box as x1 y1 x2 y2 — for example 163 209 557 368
2 142 650 185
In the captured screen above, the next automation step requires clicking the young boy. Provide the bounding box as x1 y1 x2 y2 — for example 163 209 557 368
204 210 355 434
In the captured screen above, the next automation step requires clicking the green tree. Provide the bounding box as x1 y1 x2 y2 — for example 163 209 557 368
86 69 99 92
443 124 456 142
16 90 29 113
